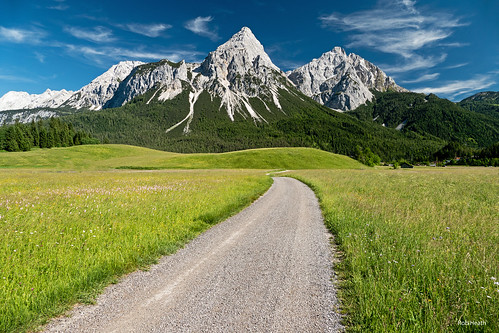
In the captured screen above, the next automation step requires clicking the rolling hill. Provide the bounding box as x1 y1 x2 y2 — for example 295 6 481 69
0 144 365 170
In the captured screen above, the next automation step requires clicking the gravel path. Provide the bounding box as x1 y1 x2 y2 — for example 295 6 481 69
44 177 343 332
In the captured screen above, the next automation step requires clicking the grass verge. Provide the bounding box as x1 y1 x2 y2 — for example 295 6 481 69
289 167 498 332
0 169 272 332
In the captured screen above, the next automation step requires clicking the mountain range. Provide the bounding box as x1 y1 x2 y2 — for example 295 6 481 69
0 27 403 120
0 27 497 161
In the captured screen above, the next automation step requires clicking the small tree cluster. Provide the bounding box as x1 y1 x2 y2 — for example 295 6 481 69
354 145 381 167
0 118 98 152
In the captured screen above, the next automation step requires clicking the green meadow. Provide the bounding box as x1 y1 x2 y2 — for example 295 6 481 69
0 144 363 170
0 145 497 332
0 169 272 332
290 168 498 332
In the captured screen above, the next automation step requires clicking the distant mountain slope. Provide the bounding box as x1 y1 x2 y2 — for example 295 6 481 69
459 91 499 120
348 92 499 147
287 47 406 111
63 61 144 110
65 86 444 162
0 89 73 111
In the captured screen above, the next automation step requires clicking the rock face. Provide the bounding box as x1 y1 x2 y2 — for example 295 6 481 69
197 27 290 120
107 27 291 127
64 61 144 110
0 89 73 111
0 27 407 123
105 60 191 108
287 47 405 111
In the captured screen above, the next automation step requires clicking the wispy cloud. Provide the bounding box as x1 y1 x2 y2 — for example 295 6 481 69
121 23 172 37
63 44 203 64
0 26 45 44
0 74 36 83
414 75 495 99
34 52 46 63
184 16 219 41
380 54 447 73
320 0 467 73
48 0 68 11
445 62 468 69
64 26 115 43
401 73 440 84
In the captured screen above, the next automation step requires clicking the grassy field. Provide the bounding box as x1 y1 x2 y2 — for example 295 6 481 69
290 167 498 332
1 145 496 332
0 169 272 332
0 144 364 170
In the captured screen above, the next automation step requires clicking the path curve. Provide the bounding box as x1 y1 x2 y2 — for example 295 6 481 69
44 177 343 332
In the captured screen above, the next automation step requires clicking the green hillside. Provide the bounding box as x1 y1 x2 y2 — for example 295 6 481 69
0 144 364 170
64 88 444 162
459 91 499 120
349 91 499 147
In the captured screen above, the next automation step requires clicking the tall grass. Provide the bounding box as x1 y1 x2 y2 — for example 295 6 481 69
291 167 498 332
0 169 271 332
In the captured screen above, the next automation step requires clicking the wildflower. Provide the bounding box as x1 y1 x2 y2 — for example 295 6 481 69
487 295 492 299
492 277 497 280
494 282 499 286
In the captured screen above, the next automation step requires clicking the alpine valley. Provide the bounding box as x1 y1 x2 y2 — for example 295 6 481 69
1 27 498 162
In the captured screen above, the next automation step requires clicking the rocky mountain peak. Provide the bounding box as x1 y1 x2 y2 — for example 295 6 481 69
200 27 279 78
287 47 405 111
64 60 144 110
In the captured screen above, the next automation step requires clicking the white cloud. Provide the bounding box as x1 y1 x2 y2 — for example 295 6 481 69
320 0 467 73
0 74 35 83
401 73 440 84
184 16 219 41
48 0 68 11
34 52 46 63
63 44 203 64
347 29 451 58
123 23 172 37
65 26 115 43
380 54 447 73
445 63 468 69
0 26 45 44
414 75 495 98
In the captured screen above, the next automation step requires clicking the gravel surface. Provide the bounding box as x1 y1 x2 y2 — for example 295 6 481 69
44 177 343 332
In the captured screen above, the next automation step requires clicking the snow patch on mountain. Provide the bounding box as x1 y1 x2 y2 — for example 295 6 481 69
0 89 73 111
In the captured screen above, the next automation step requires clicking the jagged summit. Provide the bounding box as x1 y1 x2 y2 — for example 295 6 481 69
1 27 406 125
63 60 144 110
200 27 279 76
287 47 406 111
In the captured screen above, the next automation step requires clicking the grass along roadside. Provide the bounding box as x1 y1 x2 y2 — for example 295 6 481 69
0 169 272 333
289 167 498 332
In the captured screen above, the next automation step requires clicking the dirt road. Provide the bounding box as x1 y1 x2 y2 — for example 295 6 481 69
45 177 342 332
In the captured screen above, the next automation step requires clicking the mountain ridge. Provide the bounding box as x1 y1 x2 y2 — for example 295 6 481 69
0 27 405 119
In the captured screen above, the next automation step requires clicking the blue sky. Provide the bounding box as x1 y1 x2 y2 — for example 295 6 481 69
0 0 498 101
